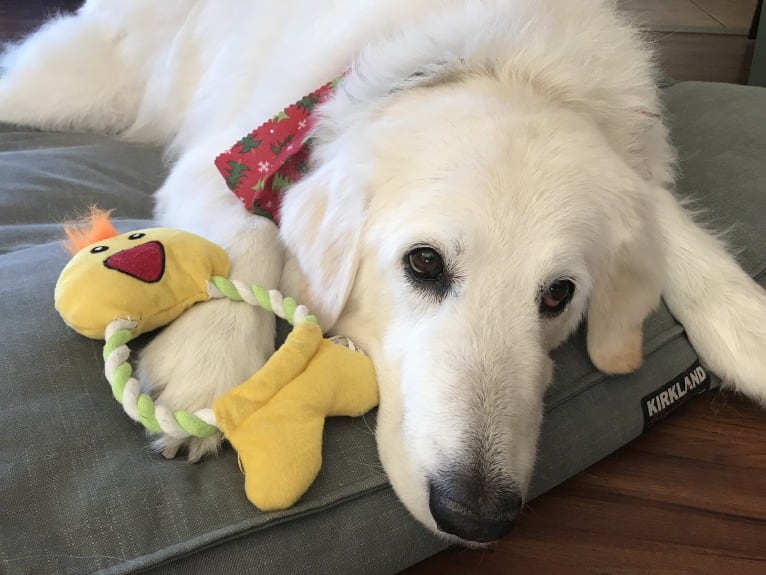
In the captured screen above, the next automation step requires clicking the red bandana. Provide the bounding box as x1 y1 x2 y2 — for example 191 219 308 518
214 77 342 225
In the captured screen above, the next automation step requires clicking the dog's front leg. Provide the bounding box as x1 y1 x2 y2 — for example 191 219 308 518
137 147 284 460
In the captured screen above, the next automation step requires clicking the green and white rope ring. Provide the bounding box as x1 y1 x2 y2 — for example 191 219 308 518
102 277 318 439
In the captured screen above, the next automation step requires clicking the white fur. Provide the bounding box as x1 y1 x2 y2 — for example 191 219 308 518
3 0 764 543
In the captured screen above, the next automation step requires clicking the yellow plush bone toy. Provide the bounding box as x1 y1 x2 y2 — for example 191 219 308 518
55 208 378 511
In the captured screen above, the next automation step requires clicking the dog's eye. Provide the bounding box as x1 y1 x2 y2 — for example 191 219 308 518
539 278 575 317
406 247 444 282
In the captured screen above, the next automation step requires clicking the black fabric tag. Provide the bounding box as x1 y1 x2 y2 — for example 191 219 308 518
641 360 711 430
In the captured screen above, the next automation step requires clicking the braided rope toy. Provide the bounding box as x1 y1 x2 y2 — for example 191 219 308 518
102 278 316 440
54 213 379 510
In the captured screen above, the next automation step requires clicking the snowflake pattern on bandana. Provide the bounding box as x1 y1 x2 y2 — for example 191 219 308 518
214 77 342 225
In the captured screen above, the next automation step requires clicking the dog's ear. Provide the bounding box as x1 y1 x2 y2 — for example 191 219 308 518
586 208 664 374
278 166 365 331
586 101 672 374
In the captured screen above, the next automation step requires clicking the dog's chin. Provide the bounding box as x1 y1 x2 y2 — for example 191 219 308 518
374 400 435 523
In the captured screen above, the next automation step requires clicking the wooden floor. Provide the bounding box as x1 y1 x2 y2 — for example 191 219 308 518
0 0 80 41
619 0 759 34
1 2 765 574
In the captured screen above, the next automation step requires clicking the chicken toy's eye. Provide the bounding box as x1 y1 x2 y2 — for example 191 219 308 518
128 232 146 240
90 245 109 254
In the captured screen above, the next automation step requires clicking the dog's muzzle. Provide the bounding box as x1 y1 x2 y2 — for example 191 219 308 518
428 473 522 543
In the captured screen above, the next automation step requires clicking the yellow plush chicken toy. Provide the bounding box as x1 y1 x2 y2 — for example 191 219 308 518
55 208 378 511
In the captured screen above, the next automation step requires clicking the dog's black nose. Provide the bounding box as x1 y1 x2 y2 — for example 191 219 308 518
428 475 522 543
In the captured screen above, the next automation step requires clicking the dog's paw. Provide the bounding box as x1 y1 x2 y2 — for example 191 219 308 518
137 296 275 461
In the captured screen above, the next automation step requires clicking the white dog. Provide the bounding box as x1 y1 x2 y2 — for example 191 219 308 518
2 0 765 544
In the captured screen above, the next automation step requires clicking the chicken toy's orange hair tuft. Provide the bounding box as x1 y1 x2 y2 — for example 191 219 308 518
63 206 120 255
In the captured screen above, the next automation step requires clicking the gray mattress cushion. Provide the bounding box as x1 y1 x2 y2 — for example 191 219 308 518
1 81 764 575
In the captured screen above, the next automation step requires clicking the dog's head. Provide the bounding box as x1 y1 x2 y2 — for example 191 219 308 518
279 8 669 545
